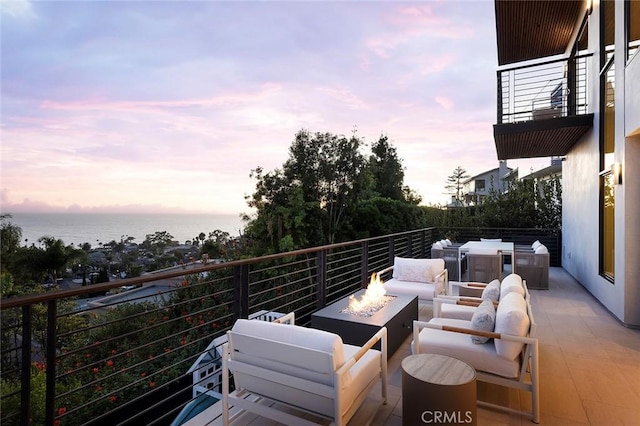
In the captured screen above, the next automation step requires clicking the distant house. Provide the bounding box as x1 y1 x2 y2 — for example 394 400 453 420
461 160 514 205
520 157 563 182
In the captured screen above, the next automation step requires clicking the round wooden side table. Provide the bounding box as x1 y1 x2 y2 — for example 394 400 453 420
401 353 477 426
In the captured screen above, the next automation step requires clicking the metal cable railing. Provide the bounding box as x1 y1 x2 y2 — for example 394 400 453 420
1 226 560 425
498 54 592 124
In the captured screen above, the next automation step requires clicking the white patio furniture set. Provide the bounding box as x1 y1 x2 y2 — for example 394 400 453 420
218 255 539 425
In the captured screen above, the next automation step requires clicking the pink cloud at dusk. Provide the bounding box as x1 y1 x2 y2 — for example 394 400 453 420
1 0 551 216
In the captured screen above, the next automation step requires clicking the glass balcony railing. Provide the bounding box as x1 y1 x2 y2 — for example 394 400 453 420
0 227 560 425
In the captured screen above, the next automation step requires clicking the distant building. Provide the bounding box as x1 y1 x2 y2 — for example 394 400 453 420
461 160 513 205
520 157 563 182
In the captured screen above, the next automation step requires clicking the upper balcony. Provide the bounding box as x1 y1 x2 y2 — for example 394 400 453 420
492 0 594 161
493 55 594 160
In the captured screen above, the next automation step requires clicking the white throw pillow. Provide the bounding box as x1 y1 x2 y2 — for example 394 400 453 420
439 239 449 247
532 240 542 250
535 245 548 254
445 239 452 245
500 274 525 299
392 257 433 282
494 292 530 360
432 242 443 249
481 279 501 302
470 299 496 344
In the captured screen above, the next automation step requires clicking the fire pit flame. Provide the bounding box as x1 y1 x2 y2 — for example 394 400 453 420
341 273 394 317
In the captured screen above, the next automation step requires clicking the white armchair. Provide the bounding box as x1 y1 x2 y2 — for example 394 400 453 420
413 291 539 423
436 274 527 320
375 256 448 301
222 313 387 425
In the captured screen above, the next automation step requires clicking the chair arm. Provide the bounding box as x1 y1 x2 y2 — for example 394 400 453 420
465 282 488 288
433 296 496 317
375 266 394 280
448 280 486 296
272 312 295 324
413 320 537 348
433 296 458 317
433 268 448 295
337 326 387 375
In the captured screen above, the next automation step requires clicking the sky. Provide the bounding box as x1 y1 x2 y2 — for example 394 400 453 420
1 0 550 216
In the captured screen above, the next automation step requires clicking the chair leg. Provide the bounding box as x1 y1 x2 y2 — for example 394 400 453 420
531 343 540 423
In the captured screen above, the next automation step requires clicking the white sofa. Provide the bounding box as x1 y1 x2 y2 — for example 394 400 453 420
375 256 448 301
413 290 539 423
222 313 387 426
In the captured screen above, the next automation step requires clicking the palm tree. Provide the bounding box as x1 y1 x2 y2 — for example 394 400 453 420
38 236 86 284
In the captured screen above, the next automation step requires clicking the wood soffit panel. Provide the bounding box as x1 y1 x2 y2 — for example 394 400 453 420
493 114 594 160
495 0 585 65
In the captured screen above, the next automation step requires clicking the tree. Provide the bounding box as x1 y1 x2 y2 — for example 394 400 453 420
245 169 312 253
37 236 85 284
247 130 367 249
1 214 22 273
368 135 405 201
535 176 562 230
142 231 174 255
284 130 366 244
445 166 470 205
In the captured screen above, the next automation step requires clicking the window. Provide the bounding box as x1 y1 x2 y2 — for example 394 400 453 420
599 0 615 282
627 0 640 61
602 0 615 66
475 179 486 192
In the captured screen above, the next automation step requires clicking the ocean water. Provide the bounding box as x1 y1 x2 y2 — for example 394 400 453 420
5 213 246 247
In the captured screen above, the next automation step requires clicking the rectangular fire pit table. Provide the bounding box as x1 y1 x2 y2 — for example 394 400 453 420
311 290 418 359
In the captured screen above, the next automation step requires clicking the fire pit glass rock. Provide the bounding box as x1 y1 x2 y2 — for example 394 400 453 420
340 274 395 317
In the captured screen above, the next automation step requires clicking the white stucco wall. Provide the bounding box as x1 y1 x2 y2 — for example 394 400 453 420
623 46 640 325
561 0 639 326
625 51 640 137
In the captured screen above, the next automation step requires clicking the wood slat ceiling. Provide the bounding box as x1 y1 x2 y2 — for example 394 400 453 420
495 0 586 65
493 114 594 160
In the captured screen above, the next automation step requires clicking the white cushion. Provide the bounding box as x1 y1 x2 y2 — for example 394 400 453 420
342 344 382 416
445 239 452 245
480 238 502 242
499 274 525 299
384 278 437 301
439 239 449 247
413 318 521 378
432 242 443 249
393 257 440 283
481 279 501 302
470 299 496 344
532 240 542 250
231 319 345 370
439 303 476 320
494 292 530 360
535 245 548 254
